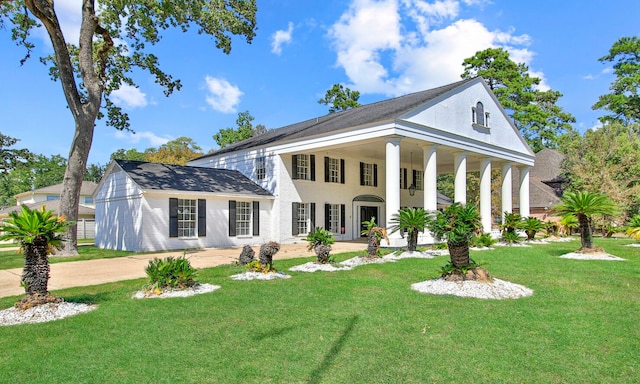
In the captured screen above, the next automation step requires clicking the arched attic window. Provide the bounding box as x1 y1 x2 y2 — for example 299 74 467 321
474 102 485 126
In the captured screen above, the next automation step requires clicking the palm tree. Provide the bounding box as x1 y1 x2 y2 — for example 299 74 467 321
0 205 72 305
521 217 545 241
388 207 430 252
553 192 618 250
625 215 640 241
305 227 335 263
427 203 482 268
558 214 579 236
500 211 522 243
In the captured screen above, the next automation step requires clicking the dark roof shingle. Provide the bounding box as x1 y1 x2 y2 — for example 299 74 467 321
115 160 272 196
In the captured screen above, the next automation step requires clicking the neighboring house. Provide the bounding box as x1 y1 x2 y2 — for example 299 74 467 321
95 77 535 251
1 181 97 238
513 148 566 221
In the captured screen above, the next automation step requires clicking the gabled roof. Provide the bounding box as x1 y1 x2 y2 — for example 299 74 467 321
196 77 478 159
114 160 272 196
14 181 97 199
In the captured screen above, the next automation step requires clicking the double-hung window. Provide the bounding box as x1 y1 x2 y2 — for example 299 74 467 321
360 162 378 187
256 157 266 180
236 201 252 236
292 154 316 181
325 203 346 234
292 202 315 235
324 157 345 183
177 199 197 238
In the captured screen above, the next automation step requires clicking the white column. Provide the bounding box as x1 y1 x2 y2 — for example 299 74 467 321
519 166 530 218
479 157 492 233
385 136 402 244
501 162 513 221
423 144 438 212
454 151 467 205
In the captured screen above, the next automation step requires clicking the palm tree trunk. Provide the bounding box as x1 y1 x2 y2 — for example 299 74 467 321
408 230 418 252
448 240 470 268
21 236 50 297
579 214 592 249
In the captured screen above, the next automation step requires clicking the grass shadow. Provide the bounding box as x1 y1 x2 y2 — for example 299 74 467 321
307 314 359 384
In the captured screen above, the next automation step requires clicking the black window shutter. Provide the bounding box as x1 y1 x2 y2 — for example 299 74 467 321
325 204 330 230
373 164 378 187
169 198 178 238
292 202 299 235
310 203 316 230
340 159 345 184
324 157 330 182
229 200 237 237
292 155 298 179
340 204 346 234
412 170 417 188
360 162 364 185
253 201 260 236
310 155 316 181
198 199 206 237
403 168 407 189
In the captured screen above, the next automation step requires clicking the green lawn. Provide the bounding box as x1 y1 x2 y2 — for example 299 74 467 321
0 238 638 383
0 246 134 270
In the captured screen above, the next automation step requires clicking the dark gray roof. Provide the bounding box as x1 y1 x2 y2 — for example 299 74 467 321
530 148 565 183
115 160 272 196
197 78 478 159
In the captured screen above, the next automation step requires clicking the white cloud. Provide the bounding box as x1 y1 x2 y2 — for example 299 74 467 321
111 84 148 109
114 131 172 146
204 76 243 113
329 0 538 96
271 22 294 55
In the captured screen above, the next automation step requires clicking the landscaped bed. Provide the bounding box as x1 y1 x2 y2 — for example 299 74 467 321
0 237 638 383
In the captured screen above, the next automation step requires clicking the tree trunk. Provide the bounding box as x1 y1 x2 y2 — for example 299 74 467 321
21 236 50 297
314 244 331 264
367 230 380 257
407 230 418 252
579 214 592 249
59 115 96 256
448 240 470 268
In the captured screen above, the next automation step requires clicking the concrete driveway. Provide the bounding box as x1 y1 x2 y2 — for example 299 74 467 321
0 242 366 299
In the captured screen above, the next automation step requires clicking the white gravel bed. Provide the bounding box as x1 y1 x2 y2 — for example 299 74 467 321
625 243 640 247
411 278 533 300
290 252 438 273
0 302 97 326
559 252 625 261
469 247 494 251
494 242 531 247
132 283 221 299
230 271 291 280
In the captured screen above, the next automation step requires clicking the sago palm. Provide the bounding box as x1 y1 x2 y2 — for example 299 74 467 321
427 202 482 268
553 191 618 250
389 207 430 252
0 205 72 303
625 215 640 241
521 217 545 241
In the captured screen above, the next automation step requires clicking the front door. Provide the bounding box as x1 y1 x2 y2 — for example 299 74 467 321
360 206 379 237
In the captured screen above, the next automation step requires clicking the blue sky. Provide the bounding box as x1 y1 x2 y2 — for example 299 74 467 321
1 0 638 166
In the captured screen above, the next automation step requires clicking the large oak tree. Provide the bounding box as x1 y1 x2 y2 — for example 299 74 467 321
1 0 257 254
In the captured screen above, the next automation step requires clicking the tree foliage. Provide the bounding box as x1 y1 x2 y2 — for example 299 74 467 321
0 132 32 173
213 110 266 149
318 83 361 114
461 48 576 152
592 36 640 124
561 123 640 218
1 0 257 254
145 137 203 165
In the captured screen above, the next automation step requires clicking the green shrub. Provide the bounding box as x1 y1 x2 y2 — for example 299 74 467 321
501 231 521 244
145 256 198 292
469 232 496 248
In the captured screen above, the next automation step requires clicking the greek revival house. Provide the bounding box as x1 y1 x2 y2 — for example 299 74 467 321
95 77 534 252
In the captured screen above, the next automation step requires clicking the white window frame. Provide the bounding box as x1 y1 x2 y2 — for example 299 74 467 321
414 170 423 191
256 157 266 180
297 203 310 235
177 199 197 238
236 201 252 236
328 204 340 234
328 157 340 183
363 163 375 186
297 154 310 180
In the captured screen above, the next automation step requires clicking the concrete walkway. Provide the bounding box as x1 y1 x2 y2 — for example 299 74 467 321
0 242 367 299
